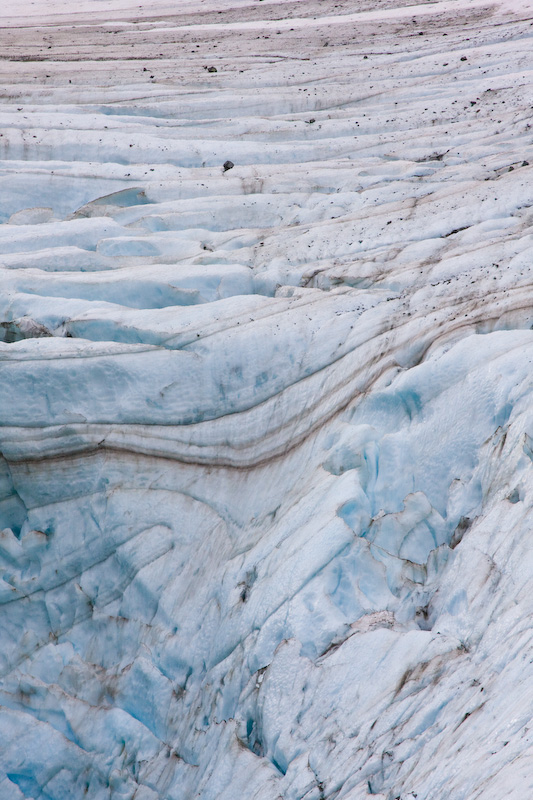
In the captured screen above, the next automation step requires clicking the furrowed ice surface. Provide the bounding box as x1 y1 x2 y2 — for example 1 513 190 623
1 0 533 798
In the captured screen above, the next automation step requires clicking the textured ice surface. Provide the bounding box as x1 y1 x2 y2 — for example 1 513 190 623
1 0 533 798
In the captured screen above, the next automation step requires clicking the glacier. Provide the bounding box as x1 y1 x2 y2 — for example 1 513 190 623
1 0 533 797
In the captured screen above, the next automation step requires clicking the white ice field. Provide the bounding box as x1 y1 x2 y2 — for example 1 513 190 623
1 0 533 797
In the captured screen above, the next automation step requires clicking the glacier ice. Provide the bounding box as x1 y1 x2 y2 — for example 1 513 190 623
1 0 533 798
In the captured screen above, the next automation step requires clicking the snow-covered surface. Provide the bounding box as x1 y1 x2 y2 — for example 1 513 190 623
1 0 533 797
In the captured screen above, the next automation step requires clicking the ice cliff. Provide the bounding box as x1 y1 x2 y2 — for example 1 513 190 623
1 0 533 797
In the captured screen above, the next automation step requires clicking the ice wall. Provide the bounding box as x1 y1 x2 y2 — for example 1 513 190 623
1 1 533 798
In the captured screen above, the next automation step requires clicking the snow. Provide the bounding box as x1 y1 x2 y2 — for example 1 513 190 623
1 0 533 798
